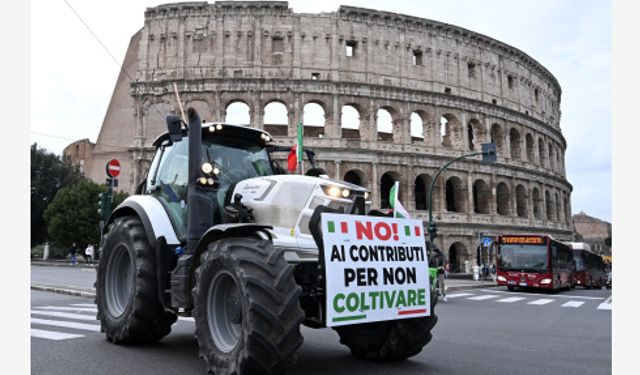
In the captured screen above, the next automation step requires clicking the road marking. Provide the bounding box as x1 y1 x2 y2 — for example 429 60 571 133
562 301 585 308
497 297 526 303
478 289 606 300
31 328 84 341
527 299 555 305
31 310 97 321
71 303 97 308
597 296 612 310
445 293 474 299
31 318 101 332
38 306 97 313
467 295 499 301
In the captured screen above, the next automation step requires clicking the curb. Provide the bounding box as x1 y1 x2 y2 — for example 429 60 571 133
446 284 498 293
31 284 95 298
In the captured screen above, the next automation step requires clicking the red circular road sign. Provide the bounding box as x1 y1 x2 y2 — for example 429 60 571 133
106 159 121 178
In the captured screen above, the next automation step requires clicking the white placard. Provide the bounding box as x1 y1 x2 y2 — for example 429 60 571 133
321 213 431 327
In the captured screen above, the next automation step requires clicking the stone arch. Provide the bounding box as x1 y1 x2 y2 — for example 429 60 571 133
410 112 424 142
496 182 511 216
184 98 212 123
555 192 562 222
377 106 400 142
303 101 326 137
525 133 535 163
380 171 401 209
440 113 462 149
262 100 288 135
532 187 542 220
341 104 361 139
549 144 556 172
414 173 432 211
445 176 466 213
142 101 173 145
467 118 485 151
305 167 327 177
545 190 555 220
564 194 571 223
538 139 547 168
472 179 491 214
413 109 434 145
516 184 528 218
509 127 522 160
344 169 365 187
490 123 505 157
225 100 251 126
447 241 468 273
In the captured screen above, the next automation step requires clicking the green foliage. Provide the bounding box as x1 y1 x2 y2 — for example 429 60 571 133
44 180 104 249
31 143 83 245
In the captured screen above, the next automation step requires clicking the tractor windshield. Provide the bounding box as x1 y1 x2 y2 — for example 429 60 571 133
203 135 274 184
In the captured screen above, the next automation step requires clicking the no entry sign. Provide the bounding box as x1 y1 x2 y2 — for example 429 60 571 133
106 159 121 178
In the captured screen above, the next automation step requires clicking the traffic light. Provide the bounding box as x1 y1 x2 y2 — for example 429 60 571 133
98 191 112 220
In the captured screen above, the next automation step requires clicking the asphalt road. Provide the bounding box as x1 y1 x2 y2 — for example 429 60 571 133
31 286 611 375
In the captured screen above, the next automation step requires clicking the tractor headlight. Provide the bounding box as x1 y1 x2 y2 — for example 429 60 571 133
198 177 208 185
260 133 272 142
364 191 370 200
216 124 223 130
324 186 342 198
341 189 351 198
201 162 213 175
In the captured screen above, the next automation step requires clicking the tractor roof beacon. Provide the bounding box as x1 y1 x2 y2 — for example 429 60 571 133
95 108 438 374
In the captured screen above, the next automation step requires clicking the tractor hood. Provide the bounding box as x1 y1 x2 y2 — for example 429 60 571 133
232 175 370 260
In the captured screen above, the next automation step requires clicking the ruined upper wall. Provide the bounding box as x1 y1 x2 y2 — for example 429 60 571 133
136 1 562 129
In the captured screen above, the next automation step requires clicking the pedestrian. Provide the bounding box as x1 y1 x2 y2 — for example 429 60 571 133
433 248 447 302
85 244 95 264
68 242 78 266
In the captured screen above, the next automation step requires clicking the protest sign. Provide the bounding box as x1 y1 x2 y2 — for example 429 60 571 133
321 213 431 327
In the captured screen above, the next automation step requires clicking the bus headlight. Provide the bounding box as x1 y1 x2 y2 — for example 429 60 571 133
540 278 552 284
497 275 507 282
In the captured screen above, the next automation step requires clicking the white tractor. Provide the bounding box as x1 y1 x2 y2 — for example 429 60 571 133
95 108 438 374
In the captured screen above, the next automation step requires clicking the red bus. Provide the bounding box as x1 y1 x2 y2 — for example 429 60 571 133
496 235 573 291
569 242 607 289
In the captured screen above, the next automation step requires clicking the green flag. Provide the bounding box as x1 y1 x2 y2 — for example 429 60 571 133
297 121 304 168
389 181 411 219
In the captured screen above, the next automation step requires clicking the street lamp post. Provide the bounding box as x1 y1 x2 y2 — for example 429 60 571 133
426 143 497 254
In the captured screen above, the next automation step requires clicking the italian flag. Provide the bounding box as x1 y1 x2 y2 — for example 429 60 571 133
287 122 304 173
389 181 411 219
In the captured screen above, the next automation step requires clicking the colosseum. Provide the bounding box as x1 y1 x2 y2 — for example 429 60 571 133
65 1 574 273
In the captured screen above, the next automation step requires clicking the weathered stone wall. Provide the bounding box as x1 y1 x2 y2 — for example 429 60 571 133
78 1 573 271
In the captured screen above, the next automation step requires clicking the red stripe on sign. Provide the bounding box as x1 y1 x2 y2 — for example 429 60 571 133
414 226 421 236
398 308 427 316
341 222 348 233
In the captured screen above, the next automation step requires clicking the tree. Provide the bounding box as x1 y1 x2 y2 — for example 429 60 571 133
31 143 83 245
44 180 104 249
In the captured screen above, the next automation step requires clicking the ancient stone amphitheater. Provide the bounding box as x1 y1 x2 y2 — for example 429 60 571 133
66 1 573 272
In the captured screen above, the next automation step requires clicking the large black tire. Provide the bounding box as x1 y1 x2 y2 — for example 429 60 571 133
192 238 304 374
334 289 438 361
95 216 177 344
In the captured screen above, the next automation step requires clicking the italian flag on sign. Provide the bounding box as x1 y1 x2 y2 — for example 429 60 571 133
287 122 304 172
389 181 411 219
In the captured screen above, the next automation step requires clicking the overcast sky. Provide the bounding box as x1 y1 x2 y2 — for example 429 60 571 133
30 0 612 222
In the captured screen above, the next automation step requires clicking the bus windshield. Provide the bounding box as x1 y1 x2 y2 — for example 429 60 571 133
573 251 586 271
499 244 548 273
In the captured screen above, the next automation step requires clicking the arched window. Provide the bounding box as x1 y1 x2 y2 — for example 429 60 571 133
467 119 484 151
538 139 547 168
303 102 326 137
516 185 528 218
496 182 511 216
532 188 542 220
509 128 522 160
472 179 491 214
341 105 360 139
380 172 399 209
545 190 554 220
440 114 460 148
415 174 431 210
490 123 505 157
526 133 535 162
225 101 251 126
377 108 394 142
445 176 466 213
410 112 424 142
344 170 364 187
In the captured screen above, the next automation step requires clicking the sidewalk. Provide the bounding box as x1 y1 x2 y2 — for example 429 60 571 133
31 260 498 298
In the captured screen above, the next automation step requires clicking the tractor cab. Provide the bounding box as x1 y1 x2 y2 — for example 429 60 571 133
143 123 276 240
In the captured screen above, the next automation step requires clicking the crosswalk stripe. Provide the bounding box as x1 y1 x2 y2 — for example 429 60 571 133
31 328 84 341
467 295 499 301
31 318 101 332
528 299 555 305
597 296 612 310
497 297 526 303
562 301 585 308
38 306 97 313
445 293 474 299
31 310 96 321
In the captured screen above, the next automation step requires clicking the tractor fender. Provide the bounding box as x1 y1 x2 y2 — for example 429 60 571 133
106 196 181 247
195 224 273 256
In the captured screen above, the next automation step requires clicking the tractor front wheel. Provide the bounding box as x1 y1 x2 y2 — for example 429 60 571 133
192 238 304 375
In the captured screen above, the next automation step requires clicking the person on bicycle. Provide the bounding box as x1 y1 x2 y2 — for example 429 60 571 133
433 248 447 302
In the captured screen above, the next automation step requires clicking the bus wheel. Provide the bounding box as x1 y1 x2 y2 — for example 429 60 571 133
507 286 515 291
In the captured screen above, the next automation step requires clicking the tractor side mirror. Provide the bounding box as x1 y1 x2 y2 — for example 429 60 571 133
166 115 183 143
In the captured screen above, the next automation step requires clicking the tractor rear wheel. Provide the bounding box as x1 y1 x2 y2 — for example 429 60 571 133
96 215 176 344
192 238 304 374
334 290 438 361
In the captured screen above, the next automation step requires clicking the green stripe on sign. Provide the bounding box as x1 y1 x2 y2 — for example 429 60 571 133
404 225 411 236
328 221 335 233
332 314 367 323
